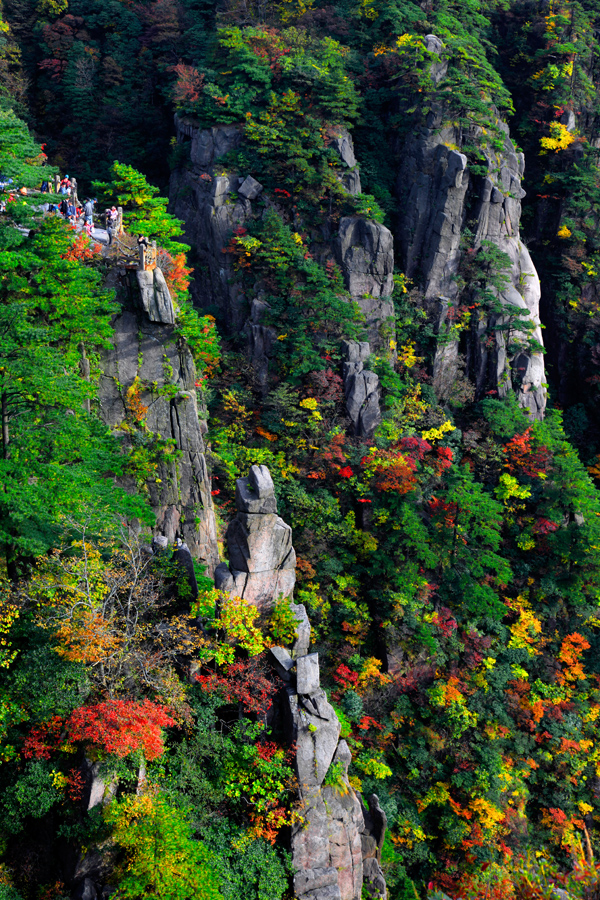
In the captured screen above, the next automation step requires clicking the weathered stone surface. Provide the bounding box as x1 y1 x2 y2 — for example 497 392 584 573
345 369 381 437
216 466 296 610
214 561 234 592
99 308 219 573
227 512 295 573
363 858 387 900
85 761 117 810
292 780 364 900
152 534 168 554
360 794 387 860
239 175 263 199
174 117 242 169
324 786 364 900
395 82 546 417
297 653 320 695
291 686 341 787
291 602 311 657
333 740 352 775
279 614 385 900
135 267 175 325
329 127 361 195
170 122 250 328
270 646 295 681
235 464 278 514
74 877 98 900
336 218 395 351
223 567 297 610
342 339 371 382
336 218 394 294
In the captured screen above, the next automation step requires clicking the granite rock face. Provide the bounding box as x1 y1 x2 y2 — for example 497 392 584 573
169 119 395 404
336 217 395 353
328 126 362 195
98 301 219 574
396 37 545 418
170 118 250 329
135 267 175 325
342 340 381 438
215 465 296 610
283 652 388 900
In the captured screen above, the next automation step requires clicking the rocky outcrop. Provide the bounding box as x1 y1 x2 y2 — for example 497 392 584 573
335 217 395 354
135 267 175 325
329 126 362 196
272 637 388 900
396 37 546 418
169 119 392 373
332 209 394 438
169 116 253 328
244 296 276 395
98 288 219 574
215 465 296 610
342 340 381 438
212 464 387 897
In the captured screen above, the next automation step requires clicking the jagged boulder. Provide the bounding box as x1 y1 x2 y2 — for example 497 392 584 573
363 859 387 900
135 267 175 325
329 126 361 195
288 688 341 787
342 340 381 437
292 602 311 657
215 465 296 610
175 116 242 169
336 217 395 352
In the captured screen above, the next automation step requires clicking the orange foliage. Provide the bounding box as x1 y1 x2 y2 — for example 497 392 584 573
61 234 101 261
126 378 148 422
504 428 551 478
54 610 122 664
160 250 193 295
369 449 417 493
558 632 590 685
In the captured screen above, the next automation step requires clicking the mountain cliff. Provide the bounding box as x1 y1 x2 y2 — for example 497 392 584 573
5 2 600 899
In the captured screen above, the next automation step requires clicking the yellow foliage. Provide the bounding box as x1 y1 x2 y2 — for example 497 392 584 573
277 0 314 22
0 595 19 669
357 0 378 19
470 797 505 829
540 121 576 153
358 656 391 690
398 342 419 368
223 390 252 421
216 596 265 657
421 419 454 442
558 224 572 238
54 610 123 664
508 608 543 656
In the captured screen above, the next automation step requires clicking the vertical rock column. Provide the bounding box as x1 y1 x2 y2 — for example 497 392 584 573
214 465 296 612
272 620 388 900
334 216 395 439
395 35 546 418
214 465 388 898
99 273 219 573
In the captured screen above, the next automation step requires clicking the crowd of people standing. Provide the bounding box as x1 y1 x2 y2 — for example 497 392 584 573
1 170 125 248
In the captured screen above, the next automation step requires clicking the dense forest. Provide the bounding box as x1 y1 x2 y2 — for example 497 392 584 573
5 0 600 897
